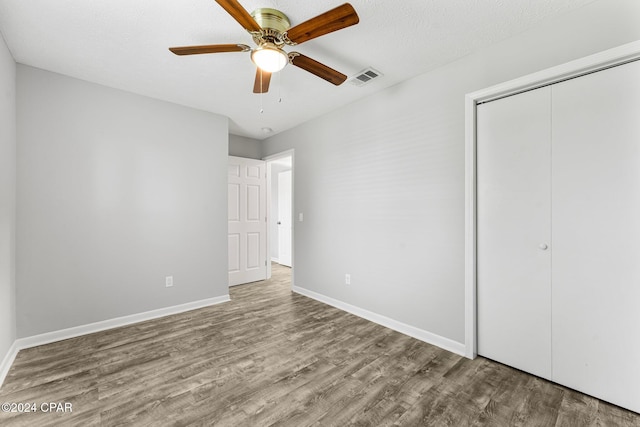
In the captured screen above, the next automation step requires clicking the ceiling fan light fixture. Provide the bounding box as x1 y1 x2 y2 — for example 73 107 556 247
251 43 288 73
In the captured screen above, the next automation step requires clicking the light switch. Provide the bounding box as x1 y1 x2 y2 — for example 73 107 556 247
299 213 304 222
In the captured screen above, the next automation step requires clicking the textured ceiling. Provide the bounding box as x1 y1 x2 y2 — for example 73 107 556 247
0 0 596 139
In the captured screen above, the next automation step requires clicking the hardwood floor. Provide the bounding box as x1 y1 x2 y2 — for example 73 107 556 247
1 263 639 426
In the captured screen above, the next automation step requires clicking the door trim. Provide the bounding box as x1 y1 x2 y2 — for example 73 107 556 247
277 170 292 267
464 40 640 359
263 149 295 285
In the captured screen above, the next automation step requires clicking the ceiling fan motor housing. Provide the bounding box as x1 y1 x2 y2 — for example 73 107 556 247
250 8 291 46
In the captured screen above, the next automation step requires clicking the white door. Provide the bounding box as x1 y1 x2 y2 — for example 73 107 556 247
476 59 640 413
477 86 553 380
228 156 267 286
551 59 640 413
277 170 292 267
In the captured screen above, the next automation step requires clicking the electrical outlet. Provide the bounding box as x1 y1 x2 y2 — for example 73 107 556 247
165 276 173 287
345 274 351 285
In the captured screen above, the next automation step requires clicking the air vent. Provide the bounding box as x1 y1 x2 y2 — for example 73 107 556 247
349 67 383 87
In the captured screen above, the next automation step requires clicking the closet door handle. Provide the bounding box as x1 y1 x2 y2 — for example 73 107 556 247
539 243 549 250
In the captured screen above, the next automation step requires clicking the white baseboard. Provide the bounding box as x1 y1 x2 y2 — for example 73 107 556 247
271 257 279 263
292 286 466 357
0 295 230 388
0 340 19 390
17 295 231 350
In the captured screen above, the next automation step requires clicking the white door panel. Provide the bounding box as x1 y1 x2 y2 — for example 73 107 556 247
551 59 640 413
228 183 240 221
228 233 240 272
477 86 552 380
228 156 267 286
277 170 292 267
247 185 261 220
246 232 261 268
247 164 261 179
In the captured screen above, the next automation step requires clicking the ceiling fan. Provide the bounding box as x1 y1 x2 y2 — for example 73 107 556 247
169 1 360 93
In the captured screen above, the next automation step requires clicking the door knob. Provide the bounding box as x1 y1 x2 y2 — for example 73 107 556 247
277 221 281 225
539 243 549 250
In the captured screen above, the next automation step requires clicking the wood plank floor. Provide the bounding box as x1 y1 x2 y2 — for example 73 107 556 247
1 263 639 426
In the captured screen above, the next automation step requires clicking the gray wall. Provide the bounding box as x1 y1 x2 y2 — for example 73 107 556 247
0 33 16 362
229 134 262 159
16 66 229 338
262 0 640 345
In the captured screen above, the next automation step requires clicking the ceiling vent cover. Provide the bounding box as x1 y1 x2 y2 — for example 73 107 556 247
349 67 383 86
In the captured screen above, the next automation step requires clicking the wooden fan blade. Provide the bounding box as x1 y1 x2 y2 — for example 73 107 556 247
214 0 262 32
285 3 359 45
253 68 272 93
289 53 347 86
169 44 250 55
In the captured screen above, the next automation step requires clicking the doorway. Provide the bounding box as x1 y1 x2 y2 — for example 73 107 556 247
265 151 294 285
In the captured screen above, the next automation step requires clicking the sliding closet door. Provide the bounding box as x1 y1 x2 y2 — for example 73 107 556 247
552 60 640 413
477 87 552 380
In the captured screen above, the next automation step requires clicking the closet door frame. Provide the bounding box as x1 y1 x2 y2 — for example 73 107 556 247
463 40 640 359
